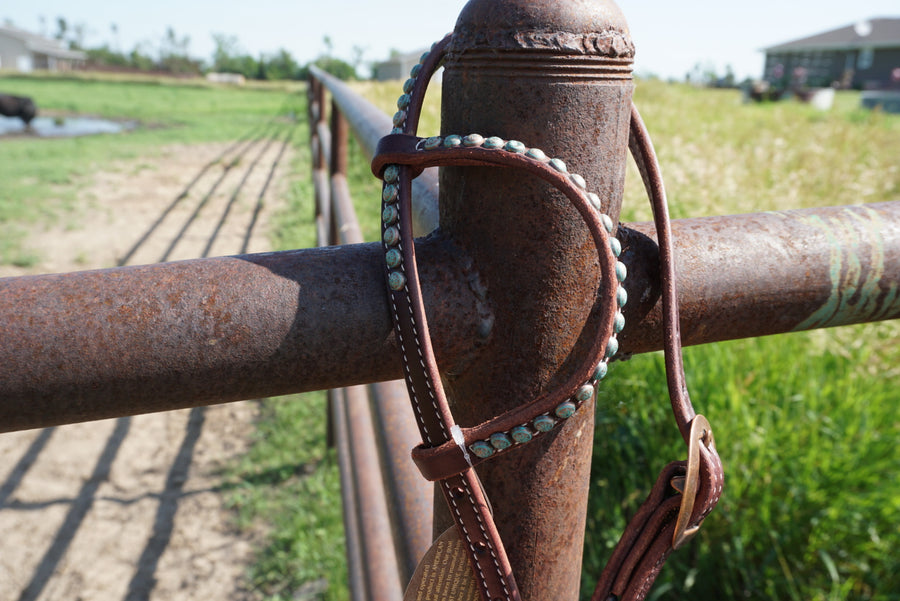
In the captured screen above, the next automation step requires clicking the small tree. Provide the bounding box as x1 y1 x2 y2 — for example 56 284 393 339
129 45 157 72
159 27 201 75
85 44 130 68
261 48 300 80
300 36 358 81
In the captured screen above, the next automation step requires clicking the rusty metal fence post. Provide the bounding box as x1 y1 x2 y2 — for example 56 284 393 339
433 2 635 599
311 77 331 245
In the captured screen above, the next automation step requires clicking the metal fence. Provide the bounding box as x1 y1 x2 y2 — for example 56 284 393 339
306 56 900 601
1 1 899 600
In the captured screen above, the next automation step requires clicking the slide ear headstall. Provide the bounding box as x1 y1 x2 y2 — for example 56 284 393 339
371 34 724 601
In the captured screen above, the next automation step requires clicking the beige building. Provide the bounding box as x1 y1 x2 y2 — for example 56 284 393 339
0 25 86 72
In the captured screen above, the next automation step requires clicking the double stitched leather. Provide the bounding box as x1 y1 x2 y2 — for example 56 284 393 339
373 34 723 601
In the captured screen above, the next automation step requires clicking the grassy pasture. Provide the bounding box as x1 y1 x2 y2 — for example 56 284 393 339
1 72 897 601
0 72 303 265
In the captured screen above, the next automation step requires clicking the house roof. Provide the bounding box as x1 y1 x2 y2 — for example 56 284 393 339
764 17 900 52
0 25 87 60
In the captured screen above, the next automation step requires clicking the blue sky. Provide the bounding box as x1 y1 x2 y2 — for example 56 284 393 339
3 1 898 80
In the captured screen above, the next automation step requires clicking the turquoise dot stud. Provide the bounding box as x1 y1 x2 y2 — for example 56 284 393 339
483 136 504 149
570 173 587 189
388 271 406 291
505 140 526 153
554 401 577 419
613 311 626 334
490 432 512 450
609 237 622 257
533 415 556 433
383 226 400 246
601 213 614 233
549 158 568 173
616 286 628 308
511 425 533 444
382 205 399 226
525 147 547 161
382 184 399 203
383 165 400 183
444 134 462 148
385 248 402 268
593 361 609 381
470 440 494 459
606 337 619 359
575 384 594 402
424 136 442 150
615 261 627 283
463 133 484 147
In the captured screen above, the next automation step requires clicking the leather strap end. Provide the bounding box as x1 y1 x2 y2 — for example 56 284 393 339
591 440 723 601
591 462 683 601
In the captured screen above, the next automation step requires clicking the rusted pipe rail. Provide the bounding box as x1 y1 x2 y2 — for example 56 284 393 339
315 83 400 600
0 207 898 434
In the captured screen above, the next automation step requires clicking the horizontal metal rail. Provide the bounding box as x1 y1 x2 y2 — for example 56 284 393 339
4 65 896 434
1 200 897 433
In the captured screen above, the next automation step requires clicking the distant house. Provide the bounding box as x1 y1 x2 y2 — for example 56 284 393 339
0 25 86 73
762 18 900 89
374 50 425 81
374 49 446 83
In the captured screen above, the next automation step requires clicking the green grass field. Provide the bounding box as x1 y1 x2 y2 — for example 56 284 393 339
0 73 303 265
2 73 898 601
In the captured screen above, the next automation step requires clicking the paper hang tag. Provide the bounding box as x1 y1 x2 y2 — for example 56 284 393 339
403 526 480 601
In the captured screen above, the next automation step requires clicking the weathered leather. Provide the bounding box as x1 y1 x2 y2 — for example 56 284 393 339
373 34 723 601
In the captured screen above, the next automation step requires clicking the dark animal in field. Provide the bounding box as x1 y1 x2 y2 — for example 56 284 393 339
0 94 37 125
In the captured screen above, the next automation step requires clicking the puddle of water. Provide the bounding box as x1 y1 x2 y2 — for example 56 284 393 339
0 115 137 138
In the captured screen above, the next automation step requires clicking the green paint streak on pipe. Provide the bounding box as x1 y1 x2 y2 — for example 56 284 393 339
793 206 899 331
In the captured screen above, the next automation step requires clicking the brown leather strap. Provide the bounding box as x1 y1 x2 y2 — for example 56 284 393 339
378 34 525 601
373 33 723 601
589 107 724 601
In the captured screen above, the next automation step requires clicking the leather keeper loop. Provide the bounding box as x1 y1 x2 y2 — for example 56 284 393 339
372 133 425 179
411 441 472 482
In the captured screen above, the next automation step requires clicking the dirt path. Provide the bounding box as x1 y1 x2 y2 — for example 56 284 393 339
0 124 298 601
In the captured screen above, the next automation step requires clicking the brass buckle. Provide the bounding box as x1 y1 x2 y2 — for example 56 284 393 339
671 414 714 549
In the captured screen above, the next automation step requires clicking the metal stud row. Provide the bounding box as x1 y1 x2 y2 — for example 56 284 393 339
391 45 436 134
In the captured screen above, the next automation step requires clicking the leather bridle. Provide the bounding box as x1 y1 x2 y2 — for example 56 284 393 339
371 34 724 601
